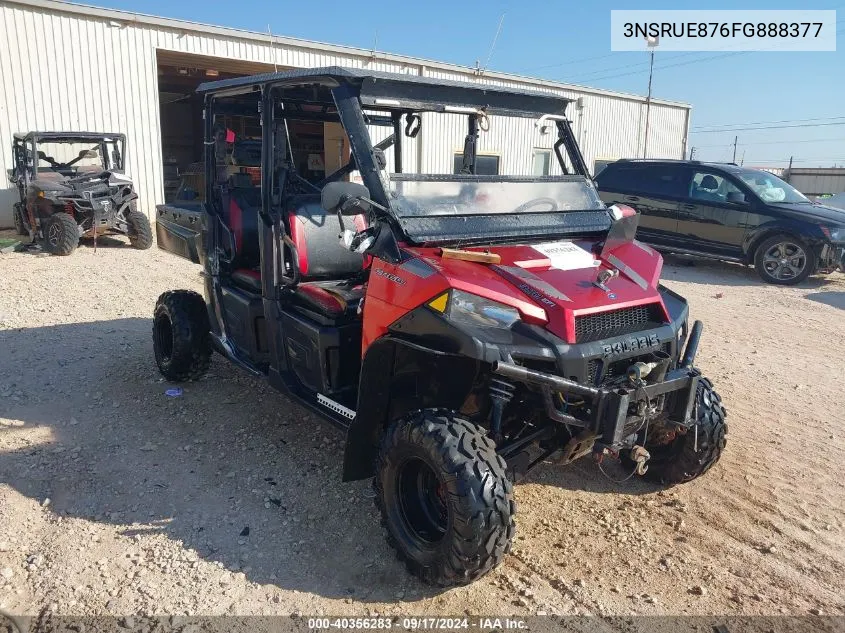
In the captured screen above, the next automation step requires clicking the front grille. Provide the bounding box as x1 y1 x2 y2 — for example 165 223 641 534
574 303 665 343
586 342 672 385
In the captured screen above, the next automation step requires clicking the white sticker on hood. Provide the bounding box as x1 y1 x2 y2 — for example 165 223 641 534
533 241 600 271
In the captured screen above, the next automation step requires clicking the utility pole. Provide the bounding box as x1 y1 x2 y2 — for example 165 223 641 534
786 156 793 182
731 136 738 163
642 36 658 158
689 146 696 160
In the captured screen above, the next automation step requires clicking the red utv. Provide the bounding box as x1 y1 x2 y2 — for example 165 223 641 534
153 68 727 586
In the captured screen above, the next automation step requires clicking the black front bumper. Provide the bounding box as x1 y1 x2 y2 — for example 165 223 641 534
493 357 700 452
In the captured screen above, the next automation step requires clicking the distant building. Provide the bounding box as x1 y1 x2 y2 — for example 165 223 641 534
0 0 691 227
755 167 845 197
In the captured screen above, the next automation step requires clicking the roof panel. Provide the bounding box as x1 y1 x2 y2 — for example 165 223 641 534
197 66 572 117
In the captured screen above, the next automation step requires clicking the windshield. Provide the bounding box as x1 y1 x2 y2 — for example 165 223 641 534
737 169 809 204
33 138 123 175
388 176 605 217
37 141 104 171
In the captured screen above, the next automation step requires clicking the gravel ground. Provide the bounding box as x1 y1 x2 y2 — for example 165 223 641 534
0 230 843 621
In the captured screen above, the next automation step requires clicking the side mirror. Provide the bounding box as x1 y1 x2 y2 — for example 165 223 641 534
321 181 372 216
726 191 746 204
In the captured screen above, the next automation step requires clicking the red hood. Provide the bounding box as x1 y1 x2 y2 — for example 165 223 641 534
404 240 666 344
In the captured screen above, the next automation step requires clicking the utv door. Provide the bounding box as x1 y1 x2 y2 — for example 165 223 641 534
156 202 207 264
677 169 749 258
596 163 688 248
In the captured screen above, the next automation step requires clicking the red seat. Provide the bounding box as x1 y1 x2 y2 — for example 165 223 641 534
294 282 364 318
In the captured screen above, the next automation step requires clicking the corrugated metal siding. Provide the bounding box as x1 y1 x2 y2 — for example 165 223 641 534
786 169 845 196
0 0 690 227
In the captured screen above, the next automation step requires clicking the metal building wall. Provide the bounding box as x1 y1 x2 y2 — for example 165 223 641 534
0 0 690 228
786 168 845 196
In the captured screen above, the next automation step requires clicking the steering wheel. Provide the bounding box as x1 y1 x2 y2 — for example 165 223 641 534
512 197 558 214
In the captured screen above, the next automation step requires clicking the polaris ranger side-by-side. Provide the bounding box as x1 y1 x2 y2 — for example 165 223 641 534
153 68 726 586
9 132 152 255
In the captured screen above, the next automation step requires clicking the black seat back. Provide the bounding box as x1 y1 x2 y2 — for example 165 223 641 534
287 194 365 280
227 174 261 268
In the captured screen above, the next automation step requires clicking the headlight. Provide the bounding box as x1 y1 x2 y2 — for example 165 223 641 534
441 289 520 329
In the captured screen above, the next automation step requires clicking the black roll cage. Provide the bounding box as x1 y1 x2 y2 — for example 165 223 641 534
13 132 126 180
200 70 591 237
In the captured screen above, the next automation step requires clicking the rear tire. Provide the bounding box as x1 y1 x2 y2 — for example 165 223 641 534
43 212 79 255
754 234 814 285
13 205 27 235
153 290 212 381
126 206 153 250
643 376 727 485
374 409 515 586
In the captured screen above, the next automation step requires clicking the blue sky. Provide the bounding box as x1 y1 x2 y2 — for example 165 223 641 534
92 0 842 167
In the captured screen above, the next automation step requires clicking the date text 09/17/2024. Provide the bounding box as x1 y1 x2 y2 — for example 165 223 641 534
307 618 528 630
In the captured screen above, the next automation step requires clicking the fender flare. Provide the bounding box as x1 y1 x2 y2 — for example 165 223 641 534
341 335 475 481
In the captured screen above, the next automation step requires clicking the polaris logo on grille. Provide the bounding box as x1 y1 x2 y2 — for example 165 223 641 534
603 334 659 357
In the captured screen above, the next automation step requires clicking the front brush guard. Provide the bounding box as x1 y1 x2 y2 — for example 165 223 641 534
492 321 704 452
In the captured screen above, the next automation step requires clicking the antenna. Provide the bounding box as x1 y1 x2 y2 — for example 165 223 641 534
481 13 506 75
268 24 278 72
371 29 378 61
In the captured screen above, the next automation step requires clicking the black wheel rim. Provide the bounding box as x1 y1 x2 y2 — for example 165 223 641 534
396 457 448 545
47 222 62 246
763 241 806 281
154 314 174 363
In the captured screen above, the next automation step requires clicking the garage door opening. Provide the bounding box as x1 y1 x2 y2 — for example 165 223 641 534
156 51 280 202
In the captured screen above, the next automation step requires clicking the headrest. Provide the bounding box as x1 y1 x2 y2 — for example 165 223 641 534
699 175 719 190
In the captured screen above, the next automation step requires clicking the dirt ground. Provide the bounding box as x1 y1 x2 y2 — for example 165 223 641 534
0 230 843 621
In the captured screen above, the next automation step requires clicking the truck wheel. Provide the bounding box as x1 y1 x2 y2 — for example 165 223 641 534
374 409 515 586
754 234 814 285
13 205 27 235
126 207 153 250
643 376 727 485
43 212 79 255
153 290 212 381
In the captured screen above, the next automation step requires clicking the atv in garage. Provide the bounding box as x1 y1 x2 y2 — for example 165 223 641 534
153 67 727 586
8 131 152 254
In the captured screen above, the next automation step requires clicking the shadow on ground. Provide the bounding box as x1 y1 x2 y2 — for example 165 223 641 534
804 290 845 310
0 317 654 603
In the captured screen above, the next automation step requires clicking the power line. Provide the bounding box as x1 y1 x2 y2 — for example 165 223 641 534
745 157 845 164
693 115 845 131
562 51 744 84
554 23 845 86
536 49 704 79
515 15 845 79
692 121 845 134
519 52 618 72
693 136 845 149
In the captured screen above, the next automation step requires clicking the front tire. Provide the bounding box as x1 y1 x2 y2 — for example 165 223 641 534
126 206 153 250
153 290 212 381
42 212 79 255
374 409 515 586
754 234 814 285
642 376 727 485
